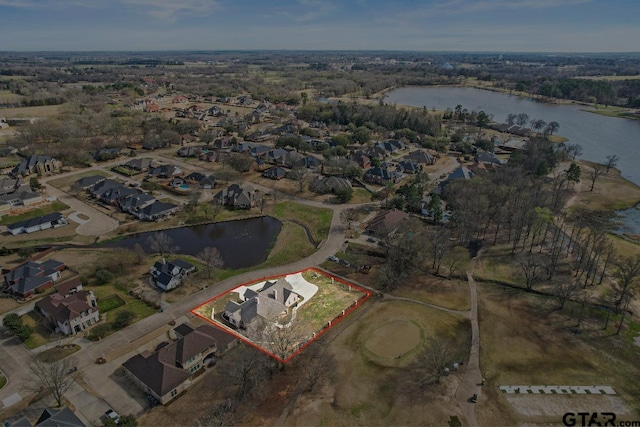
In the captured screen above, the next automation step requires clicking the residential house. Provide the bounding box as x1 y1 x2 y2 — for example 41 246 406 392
98 186 141 206
3 259 66 298
262 167 286 180
0 188 43 214
365 209 409 236
199 150 230 163
135 201 179 222
213 136 235 149
74 175 105 190
123 158 153 172
89 179 122 198
350 151 371 169
9 407 86 427
363 166 402 185
119 193 157 215
310 176 352 194
433 166 476 196
406 150 436 165
6 213 68 236
35 289 99 335
122 323 232 405
93 147 121 162
475 151 504 166
213 184 256 209
223 278 301 328
299 155 322 170
396 160 420 174
149 259 195 291
10 155 62 178
55 277 83 297
177 146 203 158
148 164 183 179
0 177 23 196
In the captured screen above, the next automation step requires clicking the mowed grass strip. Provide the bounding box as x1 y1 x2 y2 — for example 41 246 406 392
0 201 70 225
97 294 125 312
271 201 332 241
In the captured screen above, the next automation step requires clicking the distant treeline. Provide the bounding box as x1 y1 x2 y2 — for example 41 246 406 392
296 102 442 136
0 97 65 108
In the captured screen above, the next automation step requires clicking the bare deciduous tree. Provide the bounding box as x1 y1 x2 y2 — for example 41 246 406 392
517 254 546 290
588 163 605 191
605 154 619 174
295 343 336 394
31 357 77 407
133 243 146 265
552 280 581 309
340 208 358 230
146 232 178 256
612 255 640 311
197 247 224 278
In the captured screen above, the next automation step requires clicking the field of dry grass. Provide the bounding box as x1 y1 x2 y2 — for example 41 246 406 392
476 282 640 425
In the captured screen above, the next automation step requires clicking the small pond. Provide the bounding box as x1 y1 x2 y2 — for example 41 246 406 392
102 216 282 269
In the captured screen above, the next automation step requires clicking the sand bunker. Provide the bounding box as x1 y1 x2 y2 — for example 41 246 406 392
365 320 421 359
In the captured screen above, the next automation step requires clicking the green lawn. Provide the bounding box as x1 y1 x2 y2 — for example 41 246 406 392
97 294 126 312
21 312 52 349
0 201 70 225
271 201 332 241
36 344 80 362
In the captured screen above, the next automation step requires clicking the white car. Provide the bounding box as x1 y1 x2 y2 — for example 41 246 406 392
328 255 339 262
105 409 120 424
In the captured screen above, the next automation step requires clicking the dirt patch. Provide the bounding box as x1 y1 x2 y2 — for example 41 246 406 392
505 394 633 420
364 319 420 360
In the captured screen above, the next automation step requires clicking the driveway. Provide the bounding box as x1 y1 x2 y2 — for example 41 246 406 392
42 183 119 237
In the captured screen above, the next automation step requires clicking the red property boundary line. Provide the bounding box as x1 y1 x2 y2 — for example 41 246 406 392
191 267 372 363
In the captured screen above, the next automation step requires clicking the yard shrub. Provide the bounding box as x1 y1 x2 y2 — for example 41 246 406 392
95 269 115 285
3 314 33 342
111 310 135 329
88 323 111 340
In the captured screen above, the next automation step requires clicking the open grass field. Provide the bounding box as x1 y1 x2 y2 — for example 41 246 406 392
392 275 471 311
476 282 640 425
284 299 471 426
571 161 640 211
0 104 65 117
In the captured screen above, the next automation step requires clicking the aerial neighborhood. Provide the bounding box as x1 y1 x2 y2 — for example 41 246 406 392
1 50 640 427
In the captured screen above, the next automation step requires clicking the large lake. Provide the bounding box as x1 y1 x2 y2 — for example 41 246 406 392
385 86 640 186
103 216 282 269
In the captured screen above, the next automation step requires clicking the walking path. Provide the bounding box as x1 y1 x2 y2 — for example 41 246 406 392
454 271 481 427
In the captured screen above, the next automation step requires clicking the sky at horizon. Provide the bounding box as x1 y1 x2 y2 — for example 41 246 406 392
1 0 639 52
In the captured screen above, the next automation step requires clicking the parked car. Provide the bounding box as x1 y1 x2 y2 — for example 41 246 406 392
339 259 351 267
328 255 339 262
470 393 478 403
105 409 120 424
